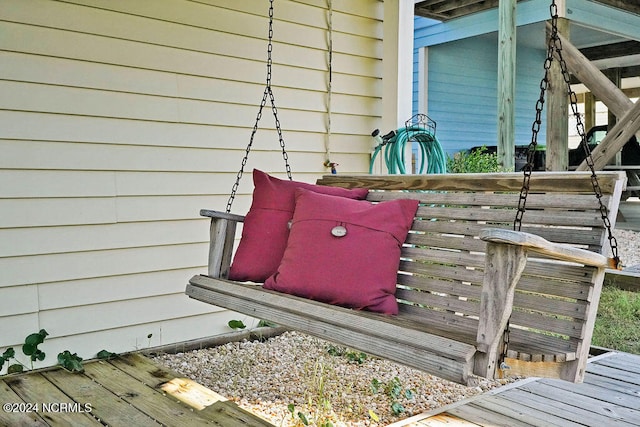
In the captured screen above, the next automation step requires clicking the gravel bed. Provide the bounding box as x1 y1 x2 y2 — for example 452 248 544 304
153 331 512 426
154 229 640 427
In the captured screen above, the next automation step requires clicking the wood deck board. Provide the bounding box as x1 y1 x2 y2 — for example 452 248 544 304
499 388 637 426
517 381 640 424
401 352 640 427
0 354 273 427
0 379 48 426
84 361 217 426
465 394 585 427
7 372 102 426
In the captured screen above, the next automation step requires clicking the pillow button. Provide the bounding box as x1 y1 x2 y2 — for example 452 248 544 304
331 225 347 237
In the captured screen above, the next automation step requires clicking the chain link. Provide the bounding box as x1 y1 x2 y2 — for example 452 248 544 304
510 0 622 369
514 1 619 267
226 0 292 213
514 2 558 232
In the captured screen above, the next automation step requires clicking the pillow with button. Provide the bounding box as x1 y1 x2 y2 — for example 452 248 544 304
263 188 419 315
228 169 369 282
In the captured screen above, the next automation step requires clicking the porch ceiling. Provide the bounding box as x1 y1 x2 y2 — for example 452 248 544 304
414 0 640 21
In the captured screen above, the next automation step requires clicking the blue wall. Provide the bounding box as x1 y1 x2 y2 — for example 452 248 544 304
413 19 547 157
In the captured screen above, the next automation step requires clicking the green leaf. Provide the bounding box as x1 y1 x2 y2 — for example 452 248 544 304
57 351 84 373
22 329 48 360
370 378 380 394
287 404 295 417
391 402 405 415
368 409 379 422
297 412 309 426
24 330 48 347
405 389 414 399
7 364 24 374
227 320 246 330
22 343 36 357
257 319 278 328
2 348 15 360
97 350 117 360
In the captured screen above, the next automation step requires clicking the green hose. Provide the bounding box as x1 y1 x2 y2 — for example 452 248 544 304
370 126 447 174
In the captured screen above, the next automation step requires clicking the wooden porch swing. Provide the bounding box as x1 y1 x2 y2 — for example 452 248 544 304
186 0 627 385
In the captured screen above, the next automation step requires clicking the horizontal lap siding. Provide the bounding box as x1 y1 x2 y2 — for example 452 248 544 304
0 0 382 370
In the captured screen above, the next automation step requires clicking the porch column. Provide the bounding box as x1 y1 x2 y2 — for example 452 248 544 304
497 0 517 171
546 17 570 171
380 0 414 174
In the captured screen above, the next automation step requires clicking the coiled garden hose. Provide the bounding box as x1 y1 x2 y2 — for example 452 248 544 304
370 126 447 174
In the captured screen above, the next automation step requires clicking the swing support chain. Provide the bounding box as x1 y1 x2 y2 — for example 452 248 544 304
507 0 622 375
226 0 292 214
514 0 620 269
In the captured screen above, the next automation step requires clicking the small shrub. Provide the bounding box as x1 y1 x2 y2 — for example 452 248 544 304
447 146 507 173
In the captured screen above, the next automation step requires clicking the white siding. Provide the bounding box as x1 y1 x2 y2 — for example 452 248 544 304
0 0 384 370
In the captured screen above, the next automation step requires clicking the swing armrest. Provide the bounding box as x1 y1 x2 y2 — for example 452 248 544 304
200 209 245 223
480 229 614 269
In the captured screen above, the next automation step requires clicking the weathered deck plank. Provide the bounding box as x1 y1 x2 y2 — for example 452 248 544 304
392 352 640 427
0 379 48 426
0 353 273 426
9 372 102 426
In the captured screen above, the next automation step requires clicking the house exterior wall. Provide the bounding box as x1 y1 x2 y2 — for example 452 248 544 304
413 0 640 158
0 0 384 369
412 33 546 155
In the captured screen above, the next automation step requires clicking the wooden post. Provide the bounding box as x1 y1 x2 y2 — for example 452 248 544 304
497 0 516 171
606 69 622 166
475 241 527 379
381 0 413 173
208 218 237 278
584 92 596 131
546 18 569 171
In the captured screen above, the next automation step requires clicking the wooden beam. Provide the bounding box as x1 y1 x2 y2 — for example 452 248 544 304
546 18 570 171
497 0 516 171
551 24 631 119
577 98 640 171
550 24 640 170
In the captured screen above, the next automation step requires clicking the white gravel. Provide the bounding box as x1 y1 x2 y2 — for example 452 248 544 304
154 229 640 427
153 331 512 426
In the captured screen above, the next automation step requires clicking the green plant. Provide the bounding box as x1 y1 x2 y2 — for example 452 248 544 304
97 350 118 360
287 404 310 426
0 329 49 374
57 351 84 373
286 404 334 427
257 319 278 328
326 345 367 364
447 146 508 173
228 319 247 330
370 376 414 416
0 329 93 375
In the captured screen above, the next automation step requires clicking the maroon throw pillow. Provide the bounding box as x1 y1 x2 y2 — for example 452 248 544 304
228 169 369 282
263 188 419 315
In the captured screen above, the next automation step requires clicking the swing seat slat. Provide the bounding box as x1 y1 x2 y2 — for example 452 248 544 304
186 171 626 385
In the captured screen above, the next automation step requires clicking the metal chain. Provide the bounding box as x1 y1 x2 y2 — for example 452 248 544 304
508 0 621 372
514 1 559 232
226 0 292 213
514 1 620 267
